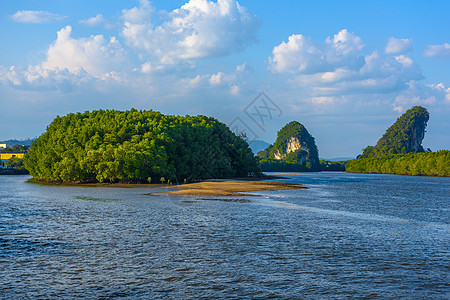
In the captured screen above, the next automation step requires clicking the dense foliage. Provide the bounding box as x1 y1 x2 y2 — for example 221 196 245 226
24 109 260 183
4 157 25 169
360 106 429 158
259 158 345 172
258 121 319 166
346 151 449 176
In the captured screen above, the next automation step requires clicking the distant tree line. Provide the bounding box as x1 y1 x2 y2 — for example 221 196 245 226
259 158 345 172
24 109 260 183
0 145 28 153
346 151 449 177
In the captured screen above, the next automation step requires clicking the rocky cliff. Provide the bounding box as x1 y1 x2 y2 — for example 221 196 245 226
359 106 429 158
258 121 319 166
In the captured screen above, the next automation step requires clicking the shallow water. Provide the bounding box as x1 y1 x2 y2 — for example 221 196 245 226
1 173 449 298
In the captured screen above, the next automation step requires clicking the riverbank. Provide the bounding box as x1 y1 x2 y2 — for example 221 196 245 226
151 179 306 197
345 151 449 177
0 168 29 175
28 178 165 188
27 175 305 196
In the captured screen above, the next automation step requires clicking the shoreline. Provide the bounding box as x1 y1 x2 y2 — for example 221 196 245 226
26 175 306 196
151 180 306 197
26 174 287 187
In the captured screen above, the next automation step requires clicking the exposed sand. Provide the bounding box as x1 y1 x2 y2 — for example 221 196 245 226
152 180 306 197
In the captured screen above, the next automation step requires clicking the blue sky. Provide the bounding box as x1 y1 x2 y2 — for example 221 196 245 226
1 0 449 158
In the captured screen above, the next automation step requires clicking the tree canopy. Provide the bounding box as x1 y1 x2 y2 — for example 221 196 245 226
346 151 449 177
360 106 429 158
24 109 260 183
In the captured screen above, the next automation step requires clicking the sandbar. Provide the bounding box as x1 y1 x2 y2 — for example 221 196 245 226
152 180 306 197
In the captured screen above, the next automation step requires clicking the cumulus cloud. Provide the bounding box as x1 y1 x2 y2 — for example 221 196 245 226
121 0 260 66
11 10 66 23
385 37 413 54
42 26 126 77
0 65 89 91
269 29 364 74
423 43 450 58
0 26 127 91
270 30 422 97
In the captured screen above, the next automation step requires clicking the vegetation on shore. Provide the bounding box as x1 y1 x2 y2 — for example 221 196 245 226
0 144 28 153
24 109 260 183
6 105 447 179
0 145 28 173
258 158 345 172
0 167 29 175
346 150 449 176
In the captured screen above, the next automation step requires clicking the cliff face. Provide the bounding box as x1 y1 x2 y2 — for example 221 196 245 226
258 121 319 166
406 119 427 152
360 106 429 158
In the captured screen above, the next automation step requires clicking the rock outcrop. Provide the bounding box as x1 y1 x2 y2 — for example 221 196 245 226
359 106 429 158
258 121 319 166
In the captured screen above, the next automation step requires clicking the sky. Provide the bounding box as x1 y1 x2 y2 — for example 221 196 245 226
1 0 449 158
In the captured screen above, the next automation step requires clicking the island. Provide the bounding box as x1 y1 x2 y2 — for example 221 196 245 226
257 121 345 172
24 109 261 183
346 106 449 176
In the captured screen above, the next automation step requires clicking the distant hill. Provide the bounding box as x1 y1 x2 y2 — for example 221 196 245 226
0 139 34 147
248 140 270 155
320 157 354 162
258 121 319 167
347 106 449 177
359 106 429 158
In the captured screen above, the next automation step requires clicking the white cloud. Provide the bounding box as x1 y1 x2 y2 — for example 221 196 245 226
11 10 66 23
0 65 89 91
270 30 422 97
122 0 154 23
79 14 111 27
0 26 127 91
326 29 364 57
423 43 450 58
393 81 450 112
210 72 225 85
176 65 247 97
121 0 260 66
42 26 126 77
269 29 364 74
269 34 325 74
385 37 413 54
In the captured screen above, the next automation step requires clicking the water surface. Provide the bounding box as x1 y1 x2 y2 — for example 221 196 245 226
1 173 449 298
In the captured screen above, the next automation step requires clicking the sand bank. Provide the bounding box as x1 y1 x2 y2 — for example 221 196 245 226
152 180 306 197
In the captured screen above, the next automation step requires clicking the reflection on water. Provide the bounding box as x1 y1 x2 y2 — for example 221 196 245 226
1 173 449 298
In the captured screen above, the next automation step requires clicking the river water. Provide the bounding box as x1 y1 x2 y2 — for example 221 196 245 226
1 173 449 299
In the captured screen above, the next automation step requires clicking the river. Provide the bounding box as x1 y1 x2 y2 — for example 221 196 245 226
1 173 449 298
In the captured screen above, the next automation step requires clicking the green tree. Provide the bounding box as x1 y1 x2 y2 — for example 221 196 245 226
24 109 260 183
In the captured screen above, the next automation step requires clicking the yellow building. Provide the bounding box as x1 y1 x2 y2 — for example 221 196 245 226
0 144 6 148
0 153 25 162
